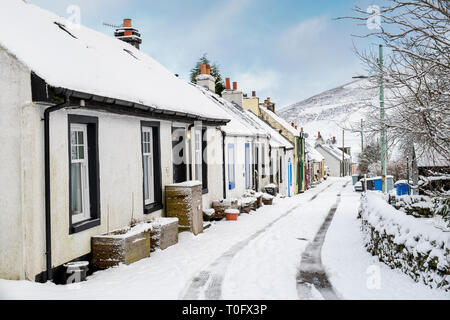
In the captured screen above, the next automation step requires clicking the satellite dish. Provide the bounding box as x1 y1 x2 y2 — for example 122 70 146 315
304 133 309 139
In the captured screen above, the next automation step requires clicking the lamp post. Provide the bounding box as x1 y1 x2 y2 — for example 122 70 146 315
406 156 411 195
379 44 387 194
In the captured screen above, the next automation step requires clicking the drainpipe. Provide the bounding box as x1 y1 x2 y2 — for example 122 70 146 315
221 130 227 199
44 94 70 282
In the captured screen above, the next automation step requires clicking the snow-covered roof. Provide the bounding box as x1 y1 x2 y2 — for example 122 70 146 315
316 143 351 161
195 85 263 137
416 149 450 168
0 0 230 122
259 106 300 137
245 111 294 149
306 142 324 162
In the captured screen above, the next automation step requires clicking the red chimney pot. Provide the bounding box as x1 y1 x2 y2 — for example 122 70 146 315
233 82 237 91
226 78 231 90
200 64 207 75
123 19 132 28
252 91 256 97
206 64 211 75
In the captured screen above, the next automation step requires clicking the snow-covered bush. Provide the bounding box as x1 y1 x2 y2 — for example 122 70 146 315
359 193 449 291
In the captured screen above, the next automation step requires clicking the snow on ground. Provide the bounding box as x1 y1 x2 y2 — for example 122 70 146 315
322 184 449 300
0 180 337 300
222 180 346 300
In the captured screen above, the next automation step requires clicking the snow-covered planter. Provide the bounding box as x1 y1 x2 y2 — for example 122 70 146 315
212 199 238 219
264 184 278 196
91 223 152 269
243 190 263 208
359 193 449 291
149 218 179 252
225 209 239 221
202 208 216 221
262 194 274 205
239 197 256 213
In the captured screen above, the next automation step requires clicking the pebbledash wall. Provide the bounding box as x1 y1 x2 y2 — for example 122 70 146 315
0 46 224 281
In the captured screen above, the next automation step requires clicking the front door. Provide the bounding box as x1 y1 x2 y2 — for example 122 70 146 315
172 126 187 183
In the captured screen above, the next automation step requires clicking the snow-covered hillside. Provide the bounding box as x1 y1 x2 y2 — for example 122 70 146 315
279 79 379 160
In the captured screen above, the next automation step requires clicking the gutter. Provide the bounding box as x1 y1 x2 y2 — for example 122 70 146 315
44 94 71 282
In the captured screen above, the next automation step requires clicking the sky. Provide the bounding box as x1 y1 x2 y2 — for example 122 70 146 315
27 0 381 109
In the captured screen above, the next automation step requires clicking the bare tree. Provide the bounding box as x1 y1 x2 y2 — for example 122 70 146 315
340 0 450 164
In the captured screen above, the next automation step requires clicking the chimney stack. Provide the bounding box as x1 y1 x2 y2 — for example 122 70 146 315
196 64 216 92
114 18 142 50
222 77 243 108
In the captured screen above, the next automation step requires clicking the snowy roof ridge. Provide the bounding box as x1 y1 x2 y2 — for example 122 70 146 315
259 106 300 137
317 143 351 161
0 0 230 121
193 84 267 136
245 111 293 149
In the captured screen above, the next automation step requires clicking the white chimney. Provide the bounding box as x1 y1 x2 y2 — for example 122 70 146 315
222 79 243 108
196 64 216 92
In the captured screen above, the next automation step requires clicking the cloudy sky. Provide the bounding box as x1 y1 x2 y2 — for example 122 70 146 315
28 0 380 108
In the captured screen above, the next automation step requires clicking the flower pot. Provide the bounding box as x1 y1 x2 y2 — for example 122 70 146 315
225 209 239 221
240 203 251 214
256 195 263 208
262 198 273 205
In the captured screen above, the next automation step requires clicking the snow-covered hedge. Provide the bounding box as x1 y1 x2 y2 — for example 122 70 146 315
359 193 449 291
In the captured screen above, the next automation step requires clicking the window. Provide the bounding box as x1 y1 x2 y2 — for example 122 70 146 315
194 129 202 183
70 124 90 223
68 115 100 234
172 126 187 183
141 122 162 214
228 144 235 190
279 156 283 183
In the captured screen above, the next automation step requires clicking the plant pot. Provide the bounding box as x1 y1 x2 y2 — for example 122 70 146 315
262 198 273 205
225 209 239 221
92 225 151 269
256 195 263 208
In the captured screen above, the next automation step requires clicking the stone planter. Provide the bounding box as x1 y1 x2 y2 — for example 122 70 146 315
240 203 251 214
262 194 274 205
212 200 232 219
150 218 179 252
92 225 151 269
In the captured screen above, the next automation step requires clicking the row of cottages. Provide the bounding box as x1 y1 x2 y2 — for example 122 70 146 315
194 76 294 198
241 95 309 193
0 0 293 283
315 133 352 177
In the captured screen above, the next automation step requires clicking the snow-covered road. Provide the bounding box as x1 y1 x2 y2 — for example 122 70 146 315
1 178 446 300
0 179 346 300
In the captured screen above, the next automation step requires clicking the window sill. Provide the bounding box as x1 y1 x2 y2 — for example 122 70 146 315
70 219 101 235
144 203 163 215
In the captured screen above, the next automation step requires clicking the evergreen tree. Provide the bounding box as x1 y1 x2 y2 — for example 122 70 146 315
190 53 225 96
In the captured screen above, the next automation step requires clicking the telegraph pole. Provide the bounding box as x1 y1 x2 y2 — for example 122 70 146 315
342 129 345 177
379 44 387 193
361 119 364 151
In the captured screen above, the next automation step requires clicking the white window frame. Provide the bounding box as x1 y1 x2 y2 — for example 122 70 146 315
142 127 155 205
70 123 91 224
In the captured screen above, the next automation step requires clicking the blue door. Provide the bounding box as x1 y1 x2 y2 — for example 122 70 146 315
288 161 293 197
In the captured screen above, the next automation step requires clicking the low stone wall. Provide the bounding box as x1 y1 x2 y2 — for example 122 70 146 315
359 193 449 291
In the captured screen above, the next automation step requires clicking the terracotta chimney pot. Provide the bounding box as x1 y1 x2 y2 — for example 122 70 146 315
252 91 256 97
124 30 132 36
226 78 231 90
200 64 207 75
206 64 211 75
233 82 237 91
123 19 132 28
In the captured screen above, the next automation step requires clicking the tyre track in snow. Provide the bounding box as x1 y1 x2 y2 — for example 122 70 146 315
180 181 335 300
296 181 350 300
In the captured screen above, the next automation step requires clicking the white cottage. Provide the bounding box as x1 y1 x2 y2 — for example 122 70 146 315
0 0 233 283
